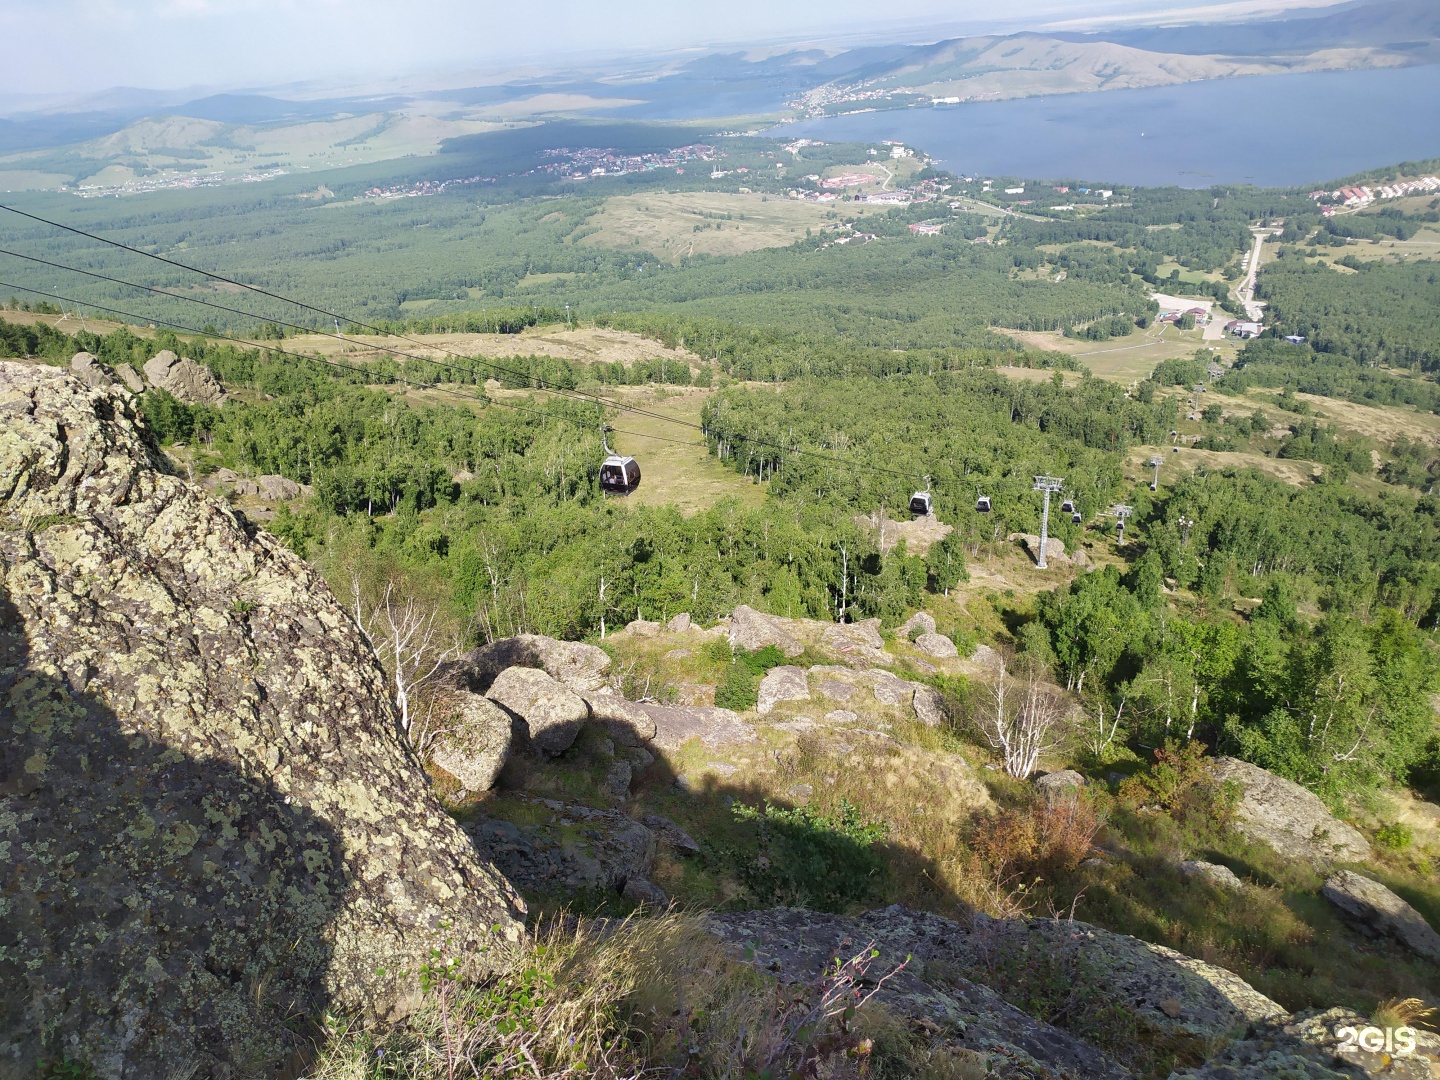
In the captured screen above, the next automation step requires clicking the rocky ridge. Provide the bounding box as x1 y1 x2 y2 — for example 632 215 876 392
0 363 523 1075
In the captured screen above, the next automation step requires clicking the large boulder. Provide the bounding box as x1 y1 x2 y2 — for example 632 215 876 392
69 350 112 387
897 611 937 639
1034 769 1087 805
0 364 523 1076
115 362 145 393
637 702 753 752
1212 757 1371 865
728 604 805 657
914 631 959 659
756 665 810 714
584 692 659 745
485 666 590 756
454 632 612 694
1322 870 1440 961
141 348 227 405
429 692 515 792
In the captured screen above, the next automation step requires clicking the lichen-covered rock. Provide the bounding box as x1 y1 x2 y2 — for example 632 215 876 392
667 612 692 632
757 665 810 714
708 907 1132 1079
430 692 515 792
912 684 945 726
637 702 754 751
0 363 523 1077
69 350 112 387
1034 769 1087 805
1321 870 1440 960
115 362 145 393
1212 757 1370 866
584 692 659 745
897 611 937 639
1174 1007 1440 1079
466 800 656 899
454 633 612 694
141 348 226 405
728 604 805 657
866 669 915 707
914 632 960 659
486 666 590 756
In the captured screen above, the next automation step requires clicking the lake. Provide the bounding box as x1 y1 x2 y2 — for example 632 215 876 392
773 65 1440 188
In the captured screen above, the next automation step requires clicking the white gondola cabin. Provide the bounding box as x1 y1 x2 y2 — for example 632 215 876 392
976 495 992 514
910 491 933 517
598 428 642 495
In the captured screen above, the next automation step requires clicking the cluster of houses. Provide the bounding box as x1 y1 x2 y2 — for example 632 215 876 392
1310 175 1440 214
361 174 490 201
1158 305 1212 327
533 144 717 180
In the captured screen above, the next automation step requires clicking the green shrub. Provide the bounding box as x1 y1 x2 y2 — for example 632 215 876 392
714 664 760 710
712 645 788 710
731 799 888 912
1376 823 1413 850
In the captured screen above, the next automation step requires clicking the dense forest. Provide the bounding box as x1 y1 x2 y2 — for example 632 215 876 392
6 122 1440 813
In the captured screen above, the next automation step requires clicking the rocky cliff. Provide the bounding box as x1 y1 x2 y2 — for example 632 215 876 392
0 363 524 1077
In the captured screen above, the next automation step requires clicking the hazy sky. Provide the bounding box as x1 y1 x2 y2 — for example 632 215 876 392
2 0 1346 99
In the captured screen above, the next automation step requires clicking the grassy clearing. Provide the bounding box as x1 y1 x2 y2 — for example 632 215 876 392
606 388 766 516
577 190 854 262
995 326 1234 383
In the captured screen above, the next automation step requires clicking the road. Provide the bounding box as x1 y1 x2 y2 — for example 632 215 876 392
1237 228 1278 321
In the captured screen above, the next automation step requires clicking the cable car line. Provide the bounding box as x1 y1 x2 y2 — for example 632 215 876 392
0 207 934 485
0 278 703 453
0 240 703 436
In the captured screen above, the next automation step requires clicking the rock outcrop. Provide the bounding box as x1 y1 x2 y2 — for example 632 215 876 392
710 906 1289 1080
454 632 612 694
584 692 659 745
756 664 810 714
430 692 515 792
1321 870 1440 960
466 800 660 902
1175 1007 1440 1079
897 611 937 639
728 604 806 657
914 631 960 658
1034 769 1087 805
141 348 227 405
639 702 753 751
486 666 590 756
0 364 523 1076
211 466 315 500
1212 757 1371 865
69 350 112 387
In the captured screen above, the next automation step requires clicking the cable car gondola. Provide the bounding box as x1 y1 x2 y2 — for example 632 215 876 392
598 429 641 496
1071 511 1083 525
1060 499 1075 515
976 495 992 514
910 476 933 518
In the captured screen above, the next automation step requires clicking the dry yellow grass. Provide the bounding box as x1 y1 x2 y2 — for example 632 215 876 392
288 324 697 369
579 191 856 262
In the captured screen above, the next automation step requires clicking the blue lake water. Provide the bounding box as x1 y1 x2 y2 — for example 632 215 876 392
773 65 1440 188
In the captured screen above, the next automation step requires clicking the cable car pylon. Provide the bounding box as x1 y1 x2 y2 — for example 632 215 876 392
1032 476 1065 569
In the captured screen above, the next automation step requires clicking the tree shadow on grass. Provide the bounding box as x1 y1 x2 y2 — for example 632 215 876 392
0 583 345 1079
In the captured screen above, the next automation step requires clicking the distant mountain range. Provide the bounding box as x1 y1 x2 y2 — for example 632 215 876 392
0 0 1433 190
